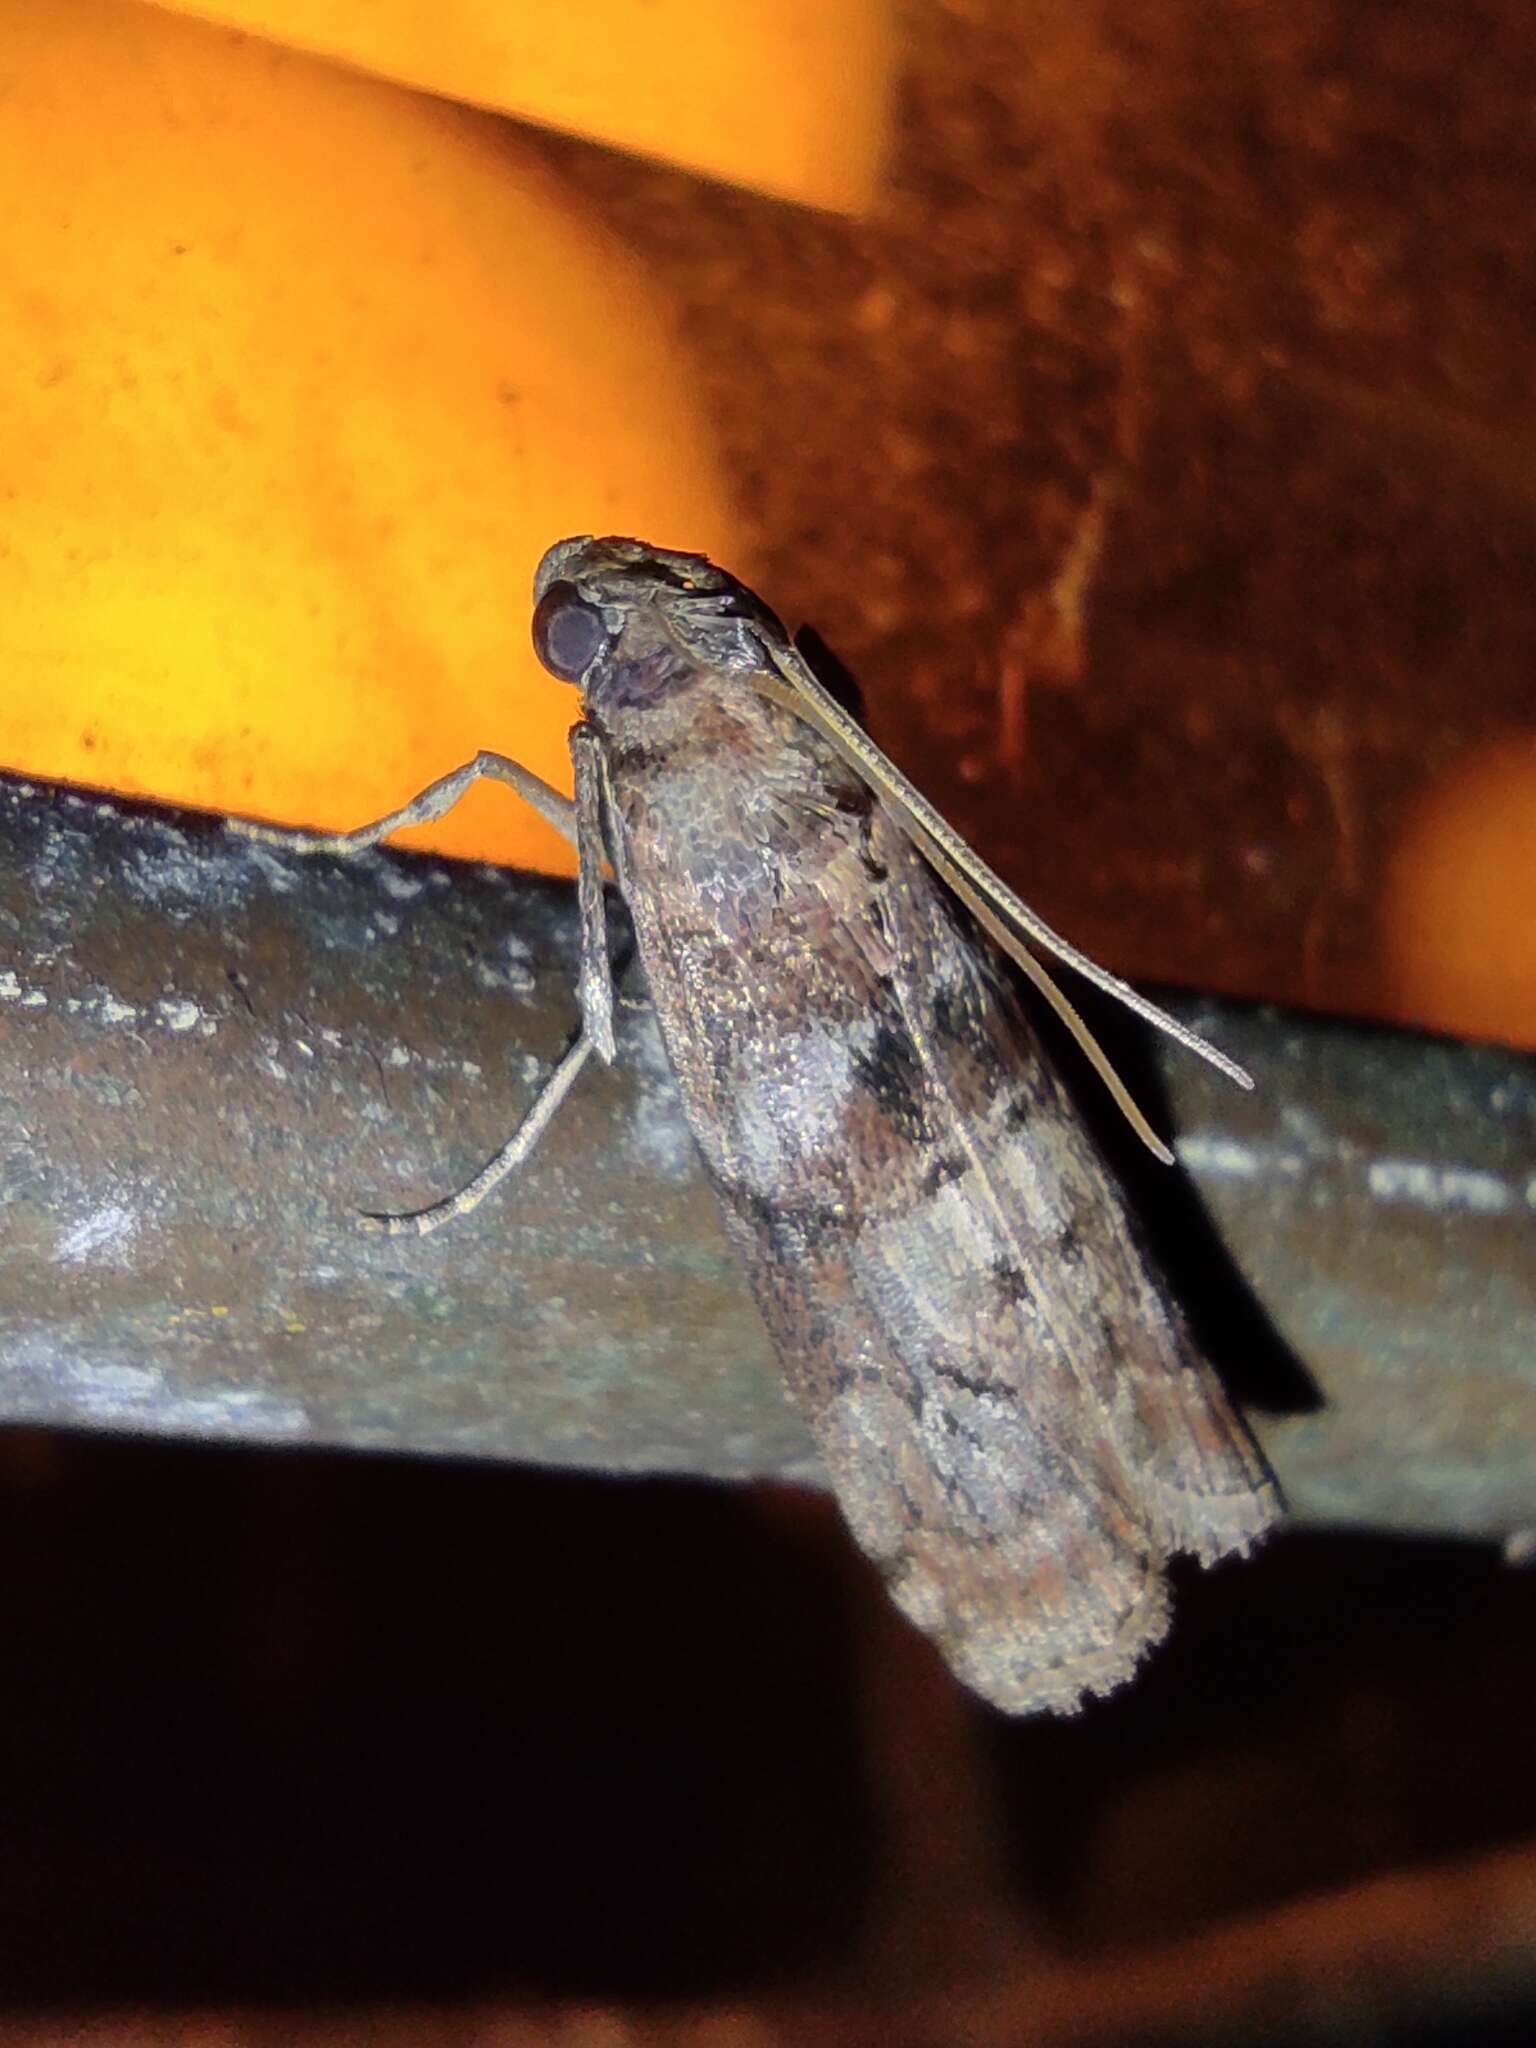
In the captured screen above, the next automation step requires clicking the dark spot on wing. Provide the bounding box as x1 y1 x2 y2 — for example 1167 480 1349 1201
1055 1220 1086 1267
930 982 974 1046
855 805 889 883
832 779 875 818
710 1171 849 1244
1095 1316 1131 1373
929 976 1011 1090
607 737 679 779
935 1405 993 1454
931 1358 995 1400
919 1149 967 1198
1003 1094 1036 1131
850 1018 930 1141
992 1257 1033 1306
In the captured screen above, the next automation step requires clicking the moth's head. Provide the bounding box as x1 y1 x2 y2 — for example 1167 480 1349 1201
531 535 784 705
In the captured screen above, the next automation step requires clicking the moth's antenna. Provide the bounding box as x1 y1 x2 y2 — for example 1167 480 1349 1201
752 648 1252 1156
918 830 1177 1164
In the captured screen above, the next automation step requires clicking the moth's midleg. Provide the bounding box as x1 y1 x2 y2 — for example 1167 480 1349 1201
228 750 579 855
358 1029 596 1238
228 750 601 1232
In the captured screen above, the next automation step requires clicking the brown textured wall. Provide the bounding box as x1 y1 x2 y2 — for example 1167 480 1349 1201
543 0 1536 1030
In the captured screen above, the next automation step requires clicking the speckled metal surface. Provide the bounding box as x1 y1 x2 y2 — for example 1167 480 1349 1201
0 775 1530 1541
1161 1002 1536 1541
0 773 812 1481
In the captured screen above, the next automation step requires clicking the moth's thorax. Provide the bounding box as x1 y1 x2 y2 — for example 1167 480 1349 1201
579 607 702 719
591 651 868 933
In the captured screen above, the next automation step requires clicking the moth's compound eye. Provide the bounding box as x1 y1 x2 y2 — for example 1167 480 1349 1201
532 582 608 682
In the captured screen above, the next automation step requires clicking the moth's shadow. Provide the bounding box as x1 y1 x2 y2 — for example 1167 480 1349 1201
1028 984 1320 1422
793 624 867 721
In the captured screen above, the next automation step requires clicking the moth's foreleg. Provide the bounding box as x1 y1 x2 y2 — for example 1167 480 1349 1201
357 1028 595 1238
570 723 618 1064
227 751 579 855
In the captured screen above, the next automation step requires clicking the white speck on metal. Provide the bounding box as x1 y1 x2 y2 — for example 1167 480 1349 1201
1366 1158 1513 1216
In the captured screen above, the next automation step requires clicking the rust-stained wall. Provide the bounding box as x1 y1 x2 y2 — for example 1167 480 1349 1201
548 0 1536 1036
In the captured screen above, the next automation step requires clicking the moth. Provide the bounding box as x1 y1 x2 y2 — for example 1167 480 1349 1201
236 535 1280 1715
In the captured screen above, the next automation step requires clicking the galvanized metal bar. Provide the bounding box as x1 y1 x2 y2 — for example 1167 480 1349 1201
0 774 1531 1541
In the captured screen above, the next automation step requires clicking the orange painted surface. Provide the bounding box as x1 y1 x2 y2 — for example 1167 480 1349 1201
1384 735 1536 1048
154 0 894 214
0 0 744 873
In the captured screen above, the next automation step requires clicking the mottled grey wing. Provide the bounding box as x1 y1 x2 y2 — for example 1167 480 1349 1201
704 815 1276 1715
713 1177 1178 1714
872 819 1279 1560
